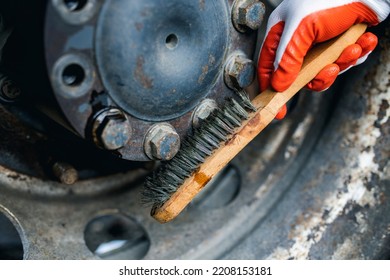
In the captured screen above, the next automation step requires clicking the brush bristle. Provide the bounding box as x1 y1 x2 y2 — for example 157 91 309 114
142 90 256 207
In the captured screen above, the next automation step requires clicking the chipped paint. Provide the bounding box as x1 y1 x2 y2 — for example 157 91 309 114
134 56 154 89
331 236 361 259
267 46 390 260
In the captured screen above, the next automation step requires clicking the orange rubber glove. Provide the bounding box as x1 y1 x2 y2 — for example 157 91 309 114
258 0 390 120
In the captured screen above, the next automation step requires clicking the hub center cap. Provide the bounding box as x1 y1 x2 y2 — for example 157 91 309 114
95 0 229 121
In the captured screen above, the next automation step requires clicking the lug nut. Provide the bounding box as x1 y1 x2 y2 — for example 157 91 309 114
93 109 132 150
144 123 180 161
192 99 218 127
0 77 21 101
232 0 266 32
224 53 255 90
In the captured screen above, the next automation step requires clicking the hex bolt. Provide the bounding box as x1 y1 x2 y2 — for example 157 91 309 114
224 53 255 90
0 78 21 101
144 123 181 161
52 162 79 185
192 99 218 128
232 0 266 32
93 109 132 150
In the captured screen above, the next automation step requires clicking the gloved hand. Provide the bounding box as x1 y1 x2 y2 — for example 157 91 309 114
258 0 390 119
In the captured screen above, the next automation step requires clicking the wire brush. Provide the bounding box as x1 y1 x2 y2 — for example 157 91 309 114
142 24 367 223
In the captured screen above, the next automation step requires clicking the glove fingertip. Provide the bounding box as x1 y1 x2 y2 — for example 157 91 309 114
306 64 340 92
356 32 378 56
335 44 362 71
275 104 288 120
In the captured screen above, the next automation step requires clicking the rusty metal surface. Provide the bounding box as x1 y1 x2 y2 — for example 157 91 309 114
0 105 47 178
224 51 256 90
44 0 259 161
232 0 266 32
0 90 332 259
1 47 388 260
0 0 389 260
224 33 390 260
143 123 181 161
0 102 151 184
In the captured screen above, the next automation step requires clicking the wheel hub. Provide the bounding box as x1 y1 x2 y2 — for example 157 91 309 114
44 0 258 160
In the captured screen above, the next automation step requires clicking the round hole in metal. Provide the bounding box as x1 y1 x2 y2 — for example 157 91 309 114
63 0 88 12
84 213 150 260
0 212 23 260
165 34 178 50
62 64 85 87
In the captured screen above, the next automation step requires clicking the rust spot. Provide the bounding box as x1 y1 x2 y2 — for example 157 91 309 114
141 8 152 17
379 192 387 205
198 55 216 84
135 22 144 32
134 56 153 89
199 0 205 10
247 113 261 128
226 134 238 145
194 172 211 187
198 65 209 84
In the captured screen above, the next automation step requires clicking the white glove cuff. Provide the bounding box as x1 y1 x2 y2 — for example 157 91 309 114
361 0 390 21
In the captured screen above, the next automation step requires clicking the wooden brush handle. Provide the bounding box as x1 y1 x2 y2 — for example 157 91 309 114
153 24 367 223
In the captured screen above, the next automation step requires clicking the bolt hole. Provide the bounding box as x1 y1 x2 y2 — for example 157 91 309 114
63 0 88 12
84 213 150 260
165 34 178 50
62 64 85 87
0 212 24 260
